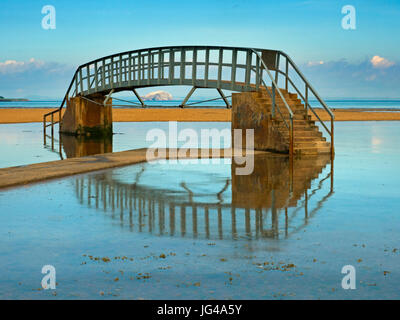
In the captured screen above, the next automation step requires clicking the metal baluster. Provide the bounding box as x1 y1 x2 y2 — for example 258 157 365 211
128 53 132 86
180 48 185 85
205 48 209 87
192 48 197 86
102 59 106 89
86 65 90 94
231 49 237 91
158 49 162 84
94 61 98 92
217 48 223 89
169 49 174 82
245 50 251 91
138 52 141 85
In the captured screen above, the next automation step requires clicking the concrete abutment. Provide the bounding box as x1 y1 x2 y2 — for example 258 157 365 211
60 95 112 137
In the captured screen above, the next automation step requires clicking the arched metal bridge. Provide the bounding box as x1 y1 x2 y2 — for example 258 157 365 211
44 45 334 155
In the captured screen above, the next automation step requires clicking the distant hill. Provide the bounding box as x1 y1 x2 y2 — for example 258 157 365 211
0 97 29 102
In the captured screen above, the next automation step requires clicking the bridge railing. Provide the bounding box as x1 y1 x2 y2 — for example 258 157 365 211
272 51 335 155
74 46 274 95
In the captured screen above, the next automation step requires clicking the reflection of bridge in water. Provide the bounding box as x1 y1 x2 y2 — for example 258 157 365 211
73 152 333 240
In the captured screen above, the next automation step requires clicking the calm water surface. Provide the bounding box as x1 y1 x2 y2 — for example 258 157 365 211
0 121 399 299
0 122 230 168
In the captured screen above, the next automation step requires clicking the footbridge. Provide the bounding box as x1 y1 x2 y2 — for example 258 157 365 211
44 46 334 156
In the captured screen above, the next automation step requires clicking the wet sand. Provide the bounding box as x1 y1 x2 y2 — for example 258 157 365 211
0 108 400 124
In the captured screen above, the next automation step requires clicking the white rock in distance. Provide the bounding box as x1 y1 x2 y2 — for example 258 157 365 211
142 90 173 101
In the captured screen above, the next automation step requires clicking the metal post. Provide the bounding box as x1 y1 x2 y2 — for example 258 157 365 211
79 68 83 94
330 153 334 191
75 72 79 95
180 48 185 85
58 130 63 160
43 115 46 144
216 88 230 109
180 86 196 108
275 53 280 85
132 88 145 107
205 48 209 87
231 49 237 91
104 89 114 106
86 65 90 94
255 54 260 91
285 58 289 91
137 52 141 85
128 53 132 86
51 113 54 137
272 82 276 118
169 49 174 82
192 48 197 86
94 62 98 92
148 50 151 85
331 118 335 157
245 50 251 90
217 48 223 89
305 84 308 116
158 49 162 84
289 118 294 169
102 59 106 89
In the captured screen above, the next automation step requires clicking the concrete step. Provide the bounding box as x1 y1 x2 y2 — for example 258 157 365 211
275 113 308 120
294 141 331 148
256 98 301 107
280 130 323 137
276 124 320 132
291 136 326 142
275 119 316 126
256 99 305 109
294 146 332 155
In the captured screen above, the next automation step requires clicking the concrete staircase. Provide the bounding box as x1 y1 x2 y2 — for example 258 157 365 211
254 88 331 155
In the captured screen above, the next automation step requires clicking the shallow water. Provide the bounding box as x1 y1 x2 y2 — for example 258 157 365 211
0 121 399 299
0 122 230 168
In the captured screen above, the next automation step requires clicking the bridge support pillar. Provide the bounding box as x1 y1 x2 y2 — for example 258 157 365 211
60 95 112 137
231 92 288 153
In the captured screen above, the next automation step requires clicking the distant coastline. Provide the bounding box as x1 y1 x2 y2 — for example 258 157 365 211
0 98 29 102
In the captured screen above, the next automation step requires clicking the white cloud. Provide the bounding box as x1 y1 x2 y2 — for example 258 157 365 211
307 60 324 67
0 59 75 98
300 57 400 97
370 55 395 68
0 58 45 74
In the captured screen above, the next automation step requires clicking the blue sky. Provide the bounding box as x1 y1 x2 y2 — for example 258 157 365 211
0 0 399 98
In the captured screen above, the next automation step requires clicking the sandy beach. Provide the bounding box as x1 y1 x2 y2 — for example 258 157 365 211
0 108 400 124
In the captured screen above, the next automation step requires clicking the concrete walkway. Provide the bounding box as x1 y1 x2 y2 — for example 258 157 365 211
0 148 264 190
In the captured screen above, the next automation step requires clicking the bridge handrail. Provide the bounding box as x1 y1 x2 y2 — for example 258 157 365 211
275 51 334 154
250 49 294 155
43 69 78 136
